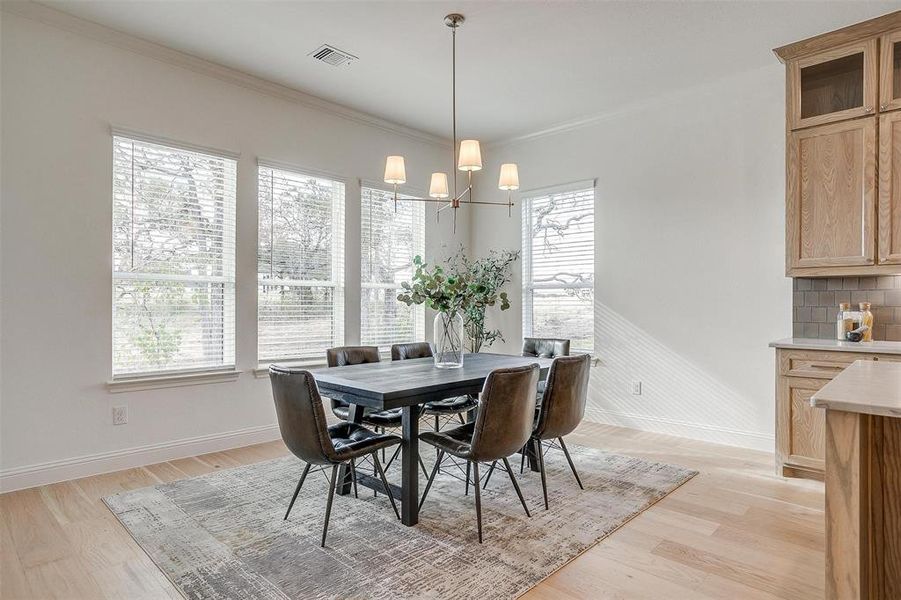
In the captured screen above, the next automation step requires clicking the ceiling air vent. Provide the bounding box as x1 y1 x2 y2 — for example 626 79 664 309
308 44 358 67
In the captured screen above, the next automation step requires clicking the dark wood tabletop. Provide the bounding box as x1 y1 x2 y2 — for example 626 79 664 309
311 352 553 410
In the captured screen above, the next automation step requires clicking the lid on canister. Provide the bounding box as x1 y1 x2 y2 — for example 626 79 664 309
859 302 871 310
839 302 851 310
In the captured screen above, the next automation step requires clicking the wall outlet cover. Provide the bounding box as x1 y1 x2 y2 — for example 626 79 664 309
112 405 128 425
631 381 642 395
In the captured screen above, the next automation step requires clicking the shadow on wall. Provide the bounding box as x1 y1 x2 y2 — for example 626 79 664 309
584 303 773 451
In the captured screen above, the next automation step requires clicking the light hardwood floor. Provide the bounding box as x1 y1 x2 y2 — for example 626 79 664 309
0 423 824 599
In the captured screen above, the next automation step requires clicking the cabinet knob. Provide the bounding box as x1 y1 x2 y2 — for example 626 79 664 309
865 106 874 113
881 104 889 111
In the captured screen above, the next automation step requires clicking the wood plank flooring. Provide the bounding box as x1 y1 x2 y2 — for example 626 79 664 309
0 423 825 599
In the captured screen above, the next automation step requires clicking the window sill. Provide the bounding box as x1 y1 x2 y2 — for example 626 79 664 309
254 359 327 378
107 369 241 393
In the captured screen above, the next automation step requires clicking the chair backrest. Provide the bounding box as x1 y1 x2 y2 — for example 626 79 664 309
534 354 590 439
269 366 337 465
391 342 433 361
326 346 380 368
469 364 539 462
522 337 570 359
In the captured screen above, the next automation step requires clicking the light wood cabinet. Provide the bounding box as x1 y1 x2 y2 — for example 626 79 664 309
788 40 877 130
879 111 901 264
786 119 876 273
776 12 901 277
775 348 901 479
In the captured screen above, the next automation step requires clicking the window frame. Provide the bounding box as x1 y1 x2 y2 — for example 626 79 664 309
359 183 427 350
521 180 596 354
256 161 346 364
110 131 238 380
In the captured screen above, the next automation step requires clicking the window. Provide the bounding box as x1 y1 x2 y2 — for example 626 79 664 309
361 186 425 348
112 135 237 376
258 164 345 362
522 182 595 352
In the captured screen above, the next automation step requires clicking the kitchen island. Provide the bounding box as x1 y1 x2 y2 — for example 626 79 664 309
811 360 901 600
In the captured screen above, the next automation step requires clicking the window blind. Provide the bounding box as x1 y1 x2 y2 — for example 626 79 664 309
360 186 425 348
112 136 237 376
522 183 595 352
258 165 345 362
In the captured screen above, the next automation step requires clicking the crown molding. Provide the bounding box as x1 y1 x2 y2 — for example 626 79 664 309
3 1 451 149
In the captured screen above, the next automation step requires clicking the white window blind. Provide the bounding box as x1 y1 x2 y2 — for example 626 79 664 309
112 135 237 377
258 165 345 362
361 186 425 348
522 182 595 352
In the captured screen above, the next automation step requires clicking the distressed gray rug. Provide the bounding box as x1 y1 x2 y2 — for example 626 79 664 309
104 444 696 600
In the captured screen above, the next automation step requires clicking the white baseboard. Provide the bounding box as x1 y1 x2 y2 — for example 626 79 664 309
0 424 282 493
585 408 774 452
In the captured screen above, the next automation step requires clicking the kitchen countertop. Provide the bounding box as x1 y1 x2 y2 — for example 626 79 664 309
769 337 901 355
811 360 901 418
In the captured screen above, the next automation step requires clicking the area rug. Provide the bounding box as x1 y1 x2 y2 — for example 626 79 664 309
104 444 696 600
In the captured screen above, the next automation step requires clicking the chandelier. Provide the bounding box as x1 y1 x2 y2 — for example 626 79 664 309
382 13 519 232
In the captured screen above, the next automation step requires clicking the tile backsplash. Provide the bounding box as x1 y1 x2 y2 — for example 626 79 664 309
792 276 901 341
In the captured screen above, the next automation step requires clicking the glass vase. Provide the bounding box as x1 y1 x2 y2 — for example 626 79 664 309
433 310 464 369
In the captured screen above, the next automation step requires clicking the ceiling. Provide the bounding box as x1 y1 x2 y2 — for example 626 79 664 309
40 1 900 142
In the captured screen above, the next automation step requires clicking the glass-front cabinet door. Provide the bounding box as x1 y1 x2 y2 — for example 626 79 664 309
789 39 877 129
880 31 901 113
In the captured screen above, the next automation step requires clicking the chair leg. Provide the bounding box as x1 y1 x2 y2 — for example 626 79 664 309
384 444 402 470
502 457 531 518
535 439 549 510
482 460 497 489
520 446 526 474
418 456 430 479
284 462 311 520
321 464 339 548
372 453 400 520
457 412 466 425
349 459 359 499
465 460 471 496
472 461 482 543
419 450 444 511
558 437 584 489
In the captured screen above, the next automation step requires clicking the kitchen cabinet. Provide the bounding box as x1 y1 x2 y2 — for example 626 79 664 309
776 12 901 277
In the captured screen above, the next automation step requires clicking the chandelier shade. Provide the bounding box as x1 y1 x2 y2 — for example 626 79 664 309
457 140 482 172
498 163 520 190
429 172 450 198
383 155 406 185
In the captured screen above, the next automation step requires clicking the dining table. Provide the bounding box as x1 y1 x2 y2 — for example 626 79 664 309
312 352 553 526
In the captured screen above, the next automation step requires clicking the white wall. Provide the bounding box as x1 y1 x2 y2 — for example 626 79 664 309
473 65 792 450
0 11 468 490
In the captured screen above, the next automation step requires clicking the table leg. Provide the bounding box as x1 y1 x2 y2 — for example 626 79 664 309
401 405 419 526
337 404 365 496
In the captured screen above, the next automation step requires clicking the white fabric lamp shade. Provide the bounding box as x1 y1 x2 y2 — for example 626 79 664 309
498 163 520 190
429 172 449 198
384 155 406 184
457 140 482 172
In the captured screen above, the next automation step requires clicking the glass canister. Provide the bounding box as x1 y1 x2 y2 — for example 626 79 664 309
859 302 874 341
836 302 852 340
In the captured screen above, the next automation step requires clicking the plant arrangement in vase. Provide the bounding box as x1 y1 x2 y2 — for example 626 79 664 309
397 248 519 366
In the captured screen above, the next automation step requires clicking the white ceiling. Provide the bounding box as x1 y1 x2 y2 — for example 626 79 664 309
41 1 901 142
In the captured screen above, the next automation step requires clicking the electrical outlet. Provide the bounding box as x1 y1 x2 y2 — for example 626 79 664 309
112 405 128 425
631 381 642 396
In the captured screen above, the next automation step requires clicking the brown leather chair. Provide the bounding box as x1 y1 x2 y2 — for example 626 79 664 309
519 354 590 510
326 346 404 428
269 366 400 547
418 364 539 543
522 337 570 398
390 342 478 430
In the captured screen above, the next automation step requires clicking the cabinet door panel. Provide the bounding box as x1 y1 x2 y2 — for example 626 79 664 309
787 118 876 273
879 30 901 113
879 111 901 264
789 39 877 129
777 374 827 473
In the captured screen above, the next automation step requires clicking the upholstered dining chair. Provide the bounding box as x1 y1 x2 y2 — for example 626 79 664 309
269 366 400 547
390 342 479 430
486 354 590 510
521 337 570 399
418 364 539 543
326 346 428 479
